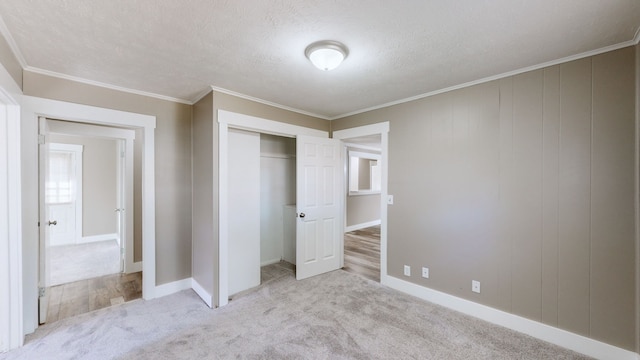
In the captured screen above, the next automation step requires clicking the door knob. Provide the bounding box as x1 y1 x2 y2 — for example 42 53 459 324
48 220 57 226
299 213 305 218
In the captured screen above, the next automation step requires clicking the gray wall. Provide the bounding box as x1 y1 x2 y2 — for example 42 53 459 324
48 134 118 237
332 46 637 351
23 70 193 286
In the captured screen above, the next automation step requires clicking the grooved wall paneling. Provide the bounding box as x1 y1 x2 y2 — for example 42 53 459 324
334 46 637 351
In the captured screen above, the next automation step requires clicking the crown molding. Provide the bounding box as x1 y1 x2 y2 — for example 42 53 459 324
25 67 192 105
0 13 27 68
209 85 330 120
332 38 639 120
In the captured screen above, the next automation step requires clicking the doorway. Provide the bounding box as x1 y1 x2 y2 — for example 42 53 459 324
38 118 139 324
333 122 390 284
226 130 297 298
214 110 337 308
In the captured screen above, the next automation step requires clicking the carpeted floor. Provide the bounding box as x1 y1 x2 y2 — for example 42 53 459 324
2 264 591 359
49 239 121 286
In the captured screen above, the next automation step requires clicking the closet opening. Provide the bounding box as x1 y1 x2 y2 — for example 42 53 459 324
227 130 297 297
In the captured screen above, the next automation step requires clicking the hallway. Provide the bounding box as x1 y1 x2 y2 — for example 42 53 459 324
342 225 380 282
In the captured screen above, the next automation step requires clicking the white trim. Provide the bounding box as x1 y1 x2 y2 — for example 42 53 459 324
0 14 27 68
191 278 213 308
21 96 156 335
217 109 330 307
343 143 381 152
128 261 142 273
25 67 192 105
333 41 639 120
218 109 327 138
345 220 381 233
46 119 136 273
333 122 390 284
260 258 282 267
211 86 330 120
154 278 192 298
383 275 639 360
0 60 23 351
634 26 640 45
47 119 135 140
79 233 118 244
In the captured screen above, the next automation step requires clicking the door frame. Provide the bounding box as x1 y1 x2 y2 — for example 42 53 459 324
21 96 156 335
332 122 390 284
217 110 327 307
0 65 23 351
46 120 138 273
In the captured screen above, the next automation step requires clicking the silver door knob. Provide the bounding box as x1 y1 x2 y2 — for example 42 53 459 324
299 213 305 218
48 220 57 226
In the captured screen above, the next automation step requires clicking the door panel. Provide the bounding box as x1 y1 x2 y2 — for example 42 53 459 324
296 136 343 280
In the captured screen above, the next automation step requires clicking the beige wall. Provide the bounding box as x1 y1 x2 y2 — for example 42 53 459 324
346 194 380 227
192 90 328 300
333 46 637 351
49 134 118 236
0 34 22 89
23 70 192 285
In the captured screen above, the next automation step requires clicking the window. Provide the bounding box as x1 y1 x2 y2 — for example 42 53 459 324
46 149 78 204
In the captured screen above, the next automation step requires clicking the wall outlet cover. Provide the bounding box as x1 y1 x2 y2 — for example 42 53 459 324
472 280 480 293
404 265 411 276
421 267 429 278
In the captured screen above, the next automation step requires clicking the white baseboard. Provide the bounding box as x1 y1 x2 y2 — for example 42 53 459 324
125 261 142 274
154 278 192 299
260 258 281 267
382 275 639 360
191 278 213 308
79 233 118 244
345 219 381 232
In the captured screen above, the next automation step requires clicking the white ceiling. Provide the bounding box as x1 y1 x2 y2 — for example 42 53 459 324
0 1 638 119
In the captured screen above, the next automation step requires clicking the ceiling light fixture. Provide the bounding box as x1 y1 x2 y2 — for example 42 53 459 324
305 40 349 71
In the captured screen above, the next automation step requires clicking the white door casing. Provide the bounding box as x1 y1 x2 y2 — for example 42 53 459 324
295 135 343 280
0 66 23 351
332 122 390 284
37 117 50 324
216 110 328 308
21 96 155 335
47 120 137 273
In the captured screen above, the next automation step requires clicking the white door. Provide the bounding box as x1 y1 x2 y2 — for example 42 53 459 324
37 117 51 324
296 135 343 280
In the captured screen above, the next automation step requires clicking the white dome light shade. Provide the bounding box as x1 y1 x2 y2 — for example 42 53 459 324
305 40 348 71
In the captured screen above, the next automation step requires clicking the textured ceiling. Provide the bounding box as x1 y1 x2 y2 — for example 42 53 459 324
0 1 639 119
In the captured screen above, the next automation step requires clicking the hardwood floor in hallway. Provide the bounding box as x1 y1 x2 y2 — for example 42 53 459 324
45 272 142 324
343 225 380 282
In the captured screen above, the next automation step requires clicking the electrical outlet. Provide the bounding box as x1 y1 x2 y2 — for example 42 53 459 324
421 267 429 278
387 195 394 205
472 280 481 293
404 265 411 276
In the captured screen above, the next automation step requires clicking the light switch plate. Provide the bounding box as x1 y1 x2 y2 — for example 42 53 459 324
404 265 411 276
422 267 429 278
387 195 394 205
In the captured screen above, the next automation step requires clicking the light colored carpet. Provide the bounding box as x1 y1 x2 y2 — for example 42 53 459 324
49 240 120 286
2 266 591 359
